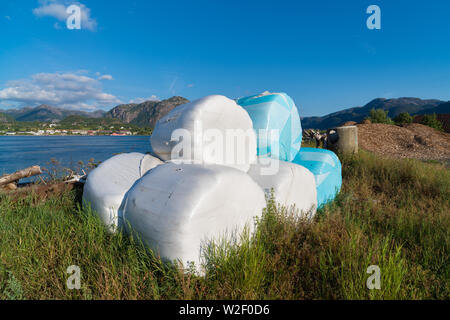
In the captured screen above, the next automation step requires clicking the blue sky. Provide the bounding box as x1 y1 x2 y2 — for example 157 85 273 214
1 0 449 116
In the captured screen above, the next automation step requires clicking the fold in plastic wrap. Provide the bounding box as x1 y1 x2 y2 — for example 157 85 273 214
82 153 163 230
121 162 266 268
237 92 302 161
248 157 317 218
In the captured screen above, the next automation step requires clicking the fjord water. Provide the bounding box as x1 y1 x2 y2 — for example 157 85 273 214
0 136 151 177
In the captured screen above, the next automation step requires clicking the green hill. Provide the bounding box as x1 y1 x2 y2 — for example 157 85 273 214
302 97 448 129
0 112 14 123
59 115 125 129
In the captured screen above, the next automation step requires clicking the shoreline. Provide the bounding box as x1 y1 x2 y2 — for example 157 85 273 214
0 134 150 137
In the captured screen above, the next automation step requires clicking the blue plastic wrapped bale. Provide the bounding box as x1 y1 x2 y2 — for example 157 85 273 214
237 92 302 161
292 148 342 207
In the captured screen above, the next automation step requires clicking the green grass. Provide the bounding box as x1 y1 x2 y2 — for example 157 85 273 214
0 150 449 299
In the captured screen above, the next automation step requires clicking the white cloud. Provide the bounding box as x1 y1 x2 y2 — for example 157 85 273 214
129 95 159 104
33 0 97 31
0 72 121 110
98 74 113 81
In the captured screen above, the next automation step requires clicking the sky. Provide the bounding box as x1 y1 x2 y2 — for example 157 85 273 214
0 0 449 116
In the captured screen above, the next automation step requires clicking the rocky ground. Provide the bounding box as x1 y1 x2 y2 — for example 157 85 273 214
357 123 450 163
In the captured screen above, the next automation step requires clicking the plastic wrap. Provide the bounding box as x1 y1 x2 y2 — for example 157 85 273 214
150 95 257 172
82 153 163 230
121 162 267 268
237 92 302 161
292 148 342 207
247 157 317 218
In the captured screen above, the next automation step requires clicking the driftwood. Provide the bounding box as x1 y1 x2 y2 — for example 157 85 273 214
4 183 17 191
62 168 87 184
303 129 339 149
63 174 87 184
4 181 82 201
0 165 42 186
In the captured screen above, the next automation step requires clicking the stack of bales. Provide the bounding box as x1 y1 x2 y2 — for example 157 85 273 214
83 92 341 269
237 91 341 208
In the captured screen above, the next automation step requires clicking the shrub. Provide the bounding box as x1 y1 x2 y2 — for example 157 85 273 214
394 112 413 125
421 114 443 132
368 109 394 124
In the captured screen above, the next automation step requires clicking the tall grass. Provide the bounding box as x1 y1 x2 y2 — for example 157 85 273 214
0 150 448 299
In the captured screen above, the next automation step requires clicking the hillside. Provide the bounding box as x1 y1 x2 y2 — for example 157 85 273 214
302 97 448 129
1 96 189 128
0 112 14 123
3 105 106 122
59 115 126 128
106 96 189 127
414 101 450 115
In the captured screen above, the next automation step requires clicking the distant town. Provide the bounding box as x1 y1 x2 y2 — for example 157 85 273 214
1 124 134 136
0 115 153 136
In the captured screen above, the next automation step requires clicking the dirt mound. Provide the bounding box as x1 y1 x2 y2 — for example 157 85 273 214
357 123 450 162
414 114 450 133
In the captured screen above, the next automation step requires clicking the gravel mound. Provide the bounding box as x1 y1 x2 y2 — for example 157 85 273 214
357 123 450 162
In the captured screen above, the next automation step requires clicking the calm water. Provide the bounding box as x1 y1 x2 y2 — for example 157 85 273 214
0 136 151 177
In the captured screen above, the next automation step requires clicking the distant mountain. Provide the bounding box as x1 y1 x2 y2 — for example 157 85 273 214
2 106 34 120
301 97 447 129
0 112 14 123
413 101 450 116
4 96 448 130
3 105 106 122
106 96 189 127
1 96 189 126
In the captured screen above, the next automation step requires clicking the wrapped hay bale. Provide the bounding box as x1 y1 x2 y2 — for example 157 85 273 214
247 157 317 218
121 162 266 269
237 91 302 161
292 148 342 208
82 153 163 230
150 95 257 172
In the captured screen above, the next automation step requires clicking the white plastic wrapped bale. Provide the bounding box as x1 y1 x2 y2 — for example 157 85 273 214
82 153 163 231
121 162 266 269
247 157 317 218
150 95 257 172
237 91 302 162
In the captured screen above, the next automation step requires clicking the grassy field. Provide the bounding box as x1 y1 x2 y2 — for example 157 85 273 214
0 150 448 299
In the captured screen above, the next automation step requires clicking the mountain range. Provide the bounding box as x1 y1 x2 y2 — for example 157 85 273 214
1 96 449 129
301 97 449 129
1 96 189 128
2 105 106 122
